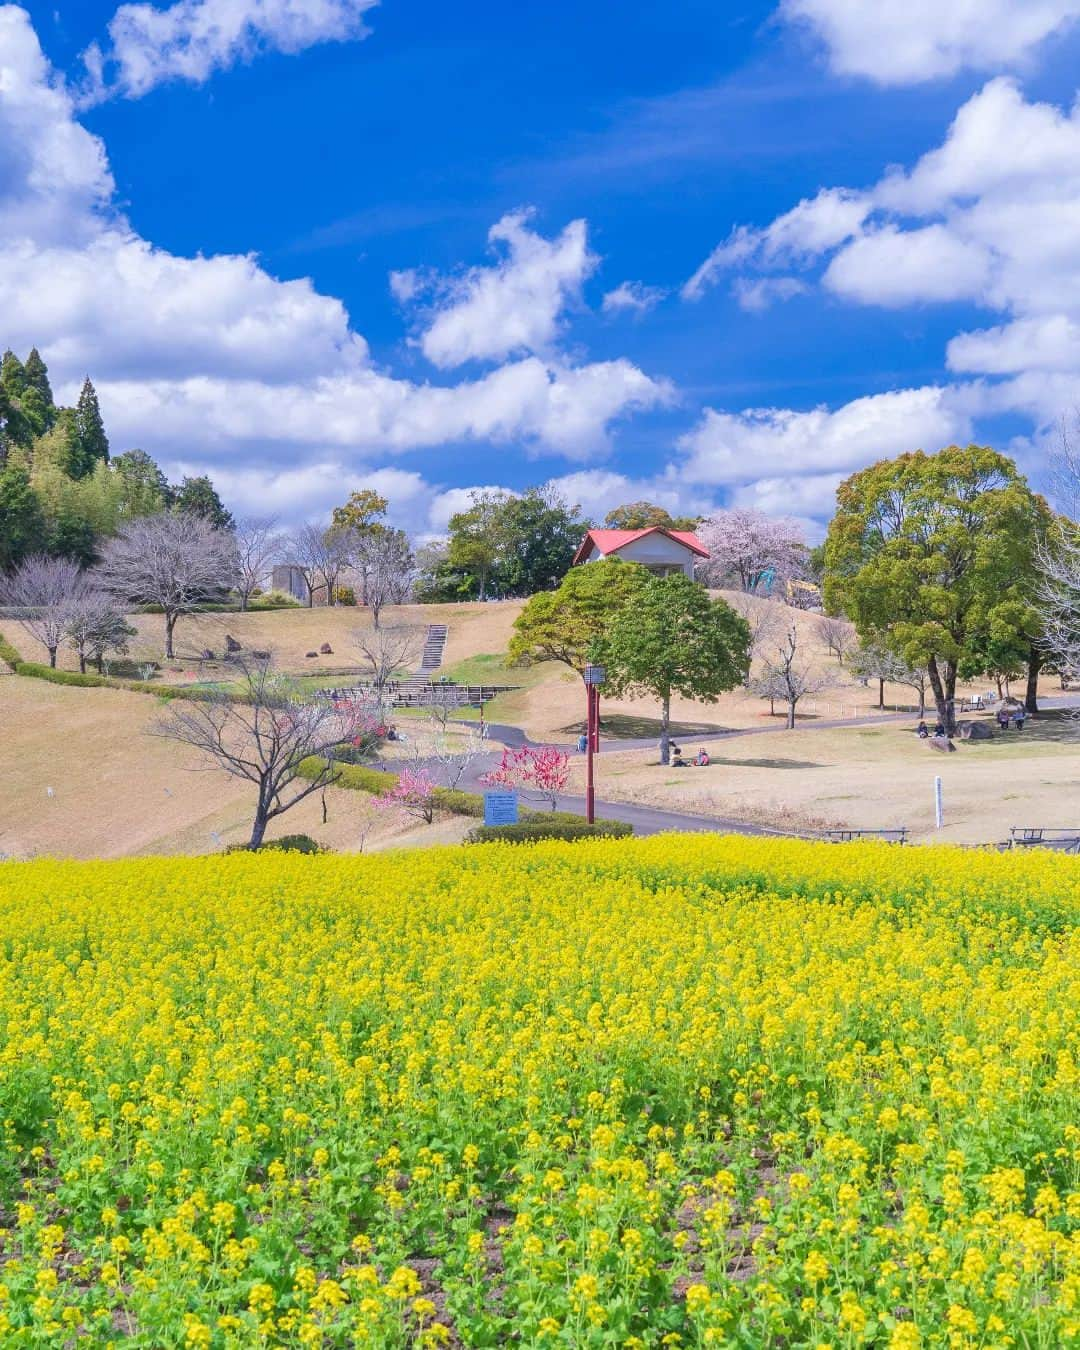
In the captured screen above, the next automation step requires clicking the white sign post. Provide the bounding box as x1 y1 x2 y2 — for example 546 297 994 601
934 775 943 829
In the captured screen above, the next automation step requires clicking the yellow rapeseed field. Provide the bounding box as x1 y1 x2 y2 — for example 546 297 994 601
0 837 1078 1347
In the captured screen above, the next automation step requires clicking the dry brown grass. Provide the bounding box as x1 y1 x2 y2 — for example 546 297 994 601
566 714 1080 844
1 600 526 677
0 675 470 860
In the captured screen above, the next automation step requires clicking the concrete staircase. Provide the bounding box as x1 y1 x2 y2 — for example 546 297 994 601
397 624 449 697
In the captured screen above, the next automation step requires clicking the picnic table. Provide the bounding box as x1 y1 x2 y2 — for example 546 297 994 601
823 828 909 845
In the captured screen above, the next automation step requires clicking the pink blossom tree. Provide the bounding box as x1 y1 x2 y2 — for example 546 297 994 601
374 766 436 824
482 745 570 810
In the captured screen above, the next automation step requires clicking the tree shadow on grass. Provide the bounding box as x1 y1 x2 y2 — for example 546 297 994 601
557 714 729 738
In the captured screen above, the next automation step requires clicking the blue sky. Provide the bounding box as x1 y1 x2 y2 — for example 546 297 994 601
7 1 1080 536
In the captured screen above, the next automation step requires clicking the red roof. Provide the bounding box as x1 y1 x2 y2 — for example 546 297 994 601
572 527 710 565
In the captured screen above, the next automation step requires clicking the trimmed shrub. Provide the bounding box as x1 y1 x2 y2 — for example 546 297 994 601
432 787 486 817
465 818 633 845
14 663 112 688
0 630 24 671
333 585 357 607
297 757 399 794
226 834 325 855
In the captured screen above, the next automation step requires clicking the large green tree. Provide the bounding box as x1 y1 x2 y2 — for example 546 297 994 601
0 466 47 569
173 475 234 530
824 446 1043 730
497 487 586 596
112 449 173 517
603 500 700 531
331 488 388 536
509 557 650 675
598 572 751 764
73 377 110 477
446 490 511 600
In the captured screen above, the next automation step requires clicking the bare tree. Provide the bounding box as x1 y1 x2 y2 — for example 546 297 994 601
426 706 487 790
1037 521 1080 681
63 583 135 674
358 528 414 627
1050 411 1080 521
728 592 783 665
849 640 929 714
353 625 421 693
751 624 830 728
290 524 355 607
98 513 238 659
233 517 283 611
153 655 366 848
818 614 856 664
0 555 82 667
697 508 807 594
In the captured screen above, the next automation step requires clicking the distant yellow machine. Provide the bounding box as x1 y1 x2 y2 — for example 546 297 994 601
786 577 822 608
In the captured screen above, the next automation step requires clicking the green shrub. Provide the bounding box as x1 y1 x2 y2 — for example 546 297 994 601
225 834 326 855
0 630 24 671
332 585 356 607
14 663 111 688
465 818 633 844
432 787 486 817
297 757 399 794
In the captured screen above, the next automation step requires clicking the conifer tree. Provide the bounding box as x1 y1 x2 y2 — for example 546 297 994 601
73 377 110 477
0 350 26 398
22 349 55 434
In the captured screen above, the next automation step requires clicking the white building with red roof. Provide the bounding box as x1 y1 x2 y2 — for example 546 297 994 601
571 526 709 578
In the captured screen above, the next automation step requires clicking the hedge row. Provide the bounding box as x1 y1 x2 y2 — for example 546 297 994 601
465 819 633 844
9 662 224 700
0 630 23 672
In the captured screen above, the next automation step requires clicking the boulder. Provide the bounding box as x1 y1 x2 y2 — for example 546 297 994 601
252 649 270 660
929 734 956 753
957 720 993 741
305 650 318 659
225 634 242 654
320 642 333 655
200 648 214 661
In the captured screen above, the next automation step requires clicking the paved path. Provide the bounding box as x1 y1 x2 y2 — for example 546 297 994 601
411 693 1080 839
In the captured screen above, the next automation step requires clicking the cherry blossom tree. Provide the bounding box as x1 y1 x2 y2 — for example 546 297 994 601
697 508 806 594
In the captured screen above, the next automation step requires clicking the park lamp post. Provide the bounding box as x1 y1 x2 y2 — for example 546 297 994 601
583 663 605 825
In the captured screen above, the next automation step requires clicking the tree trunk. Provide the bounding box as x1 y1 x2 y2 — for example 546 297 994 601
48 645 57 668
918 686 926 717
1025 648 1041 714
240 593 249 612
79 653 87 674
164 612 177 660
786 697 796 729
944 660 958 732
95 655 104 674
250 798 269 848
878 677 884 710
927 654 949 729
659 692 671 765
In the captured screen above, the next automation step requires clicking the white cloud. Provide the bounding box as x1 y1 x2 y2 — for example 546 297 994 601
0 9 670 525
403 210 597 369
732 276 809 312
81 0 377 104
780 0 1080 85
601 280 666 316
823 224 992 307
684 77 1080 455
678 387 971 487
683 189 870 300
542 469 712 523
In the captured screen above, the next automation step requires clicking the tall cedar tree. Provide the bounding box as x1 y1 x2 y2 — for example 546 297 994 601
599 572 751 765
73 377 109 477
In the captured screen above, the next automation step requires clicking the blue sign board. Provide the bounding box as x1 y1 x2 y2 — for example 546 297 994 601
484 791 519 826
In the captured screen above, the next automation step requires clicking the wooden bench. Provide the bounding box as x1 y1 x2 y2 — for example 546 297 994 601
823 828 909 845
1007 828 1080 853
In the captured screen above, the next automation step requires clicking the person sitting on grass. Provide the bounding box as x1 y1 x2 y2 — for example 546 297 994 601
997 706 1010 731
670 741 687 766
694 748 711 766
916 720 929 738
1014 707 1026 730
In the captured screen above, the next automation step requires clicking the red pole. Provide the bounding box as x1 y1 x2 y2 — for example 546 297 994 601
585 683 596 824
